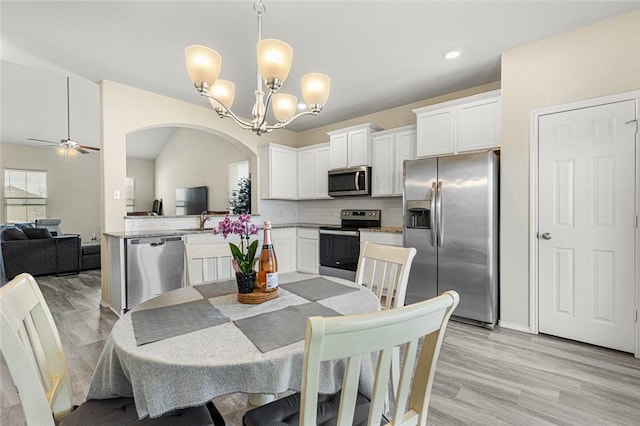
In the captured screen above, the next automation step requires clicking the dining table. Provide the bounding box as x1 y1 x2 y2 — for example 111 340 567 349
86 273 381 419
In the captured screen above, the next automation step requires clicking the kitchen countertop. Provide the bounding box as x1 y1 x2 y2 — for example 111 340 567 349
104 224 401 239
361 227 403 234
104 223 337 239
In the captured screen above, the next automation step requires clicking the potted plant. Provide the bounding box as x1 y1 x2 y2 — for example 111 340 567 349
212 214 259 293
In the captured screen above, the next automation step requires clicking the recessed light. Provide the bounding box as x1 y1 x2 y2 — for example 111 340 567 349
444 50 461 60
297 103 307 110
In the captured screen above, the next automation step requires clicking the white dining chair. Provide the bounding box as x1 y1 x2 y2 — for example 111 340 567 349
355 241 417 310
0 273 220 425
355 241 417 403
184 242 235 286
243 290 459 426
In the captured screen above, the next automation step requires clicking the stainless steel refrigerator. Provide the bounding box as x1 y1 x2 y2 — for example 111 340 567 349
403 150 498 326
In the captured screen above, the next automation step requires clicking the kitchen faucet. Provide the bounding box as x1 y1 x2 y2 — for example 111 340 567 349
199 210 212 231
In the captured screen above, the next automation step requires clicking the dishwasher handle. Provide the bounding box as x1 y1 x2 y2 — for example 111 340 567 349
150 241 165 247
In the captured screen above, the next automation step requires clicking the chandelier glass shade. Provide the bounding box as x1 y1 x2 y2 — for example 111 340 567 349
185 1 330 136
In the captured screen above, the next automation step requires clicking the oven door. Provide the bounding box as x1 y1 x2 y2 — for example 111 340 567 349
319 229 361 281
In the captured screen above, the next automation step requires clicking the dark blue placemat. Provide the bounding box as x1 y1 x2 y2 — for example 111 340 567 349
132 298 230 345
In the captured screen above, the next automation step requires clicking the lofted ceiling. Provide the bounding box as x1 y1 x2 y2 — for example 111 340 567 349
1 1 639 158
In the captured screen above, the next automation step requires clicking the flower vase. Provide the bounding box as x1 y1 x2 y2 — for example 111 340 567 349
235 271 256 294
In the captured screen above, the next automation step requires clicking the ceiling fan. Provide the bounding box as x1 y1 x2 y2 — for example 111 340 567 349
27 76 100 155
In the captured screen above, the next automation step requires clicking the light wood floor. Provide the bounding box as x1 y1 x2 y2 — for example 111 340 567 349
2 271 639 425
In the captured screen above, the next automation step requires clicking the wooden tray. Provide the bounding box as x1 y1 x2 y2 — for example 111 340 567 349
237 288 279 304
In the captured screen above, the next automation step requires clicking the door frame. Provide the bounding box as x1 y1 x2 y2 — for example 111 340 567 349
529 90 640 358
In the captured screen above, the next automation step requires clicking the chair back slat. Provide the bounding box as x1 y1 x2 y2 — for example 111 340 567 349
0 273 73 425
368 347 393 422
185 243 234 285
337 355 362 425
300 291 459 426
23 312 53 390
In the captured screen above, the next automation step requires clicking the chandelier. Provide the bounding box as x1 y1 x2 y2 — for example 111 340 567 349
185 1 330 136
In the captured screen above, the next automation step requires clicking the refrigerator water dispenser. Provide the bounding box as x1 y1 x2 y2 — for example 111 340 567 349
406 200 431 228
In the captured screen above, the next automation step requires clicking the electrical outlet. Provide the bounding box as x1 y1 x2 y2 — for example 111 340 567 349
113 189 121 200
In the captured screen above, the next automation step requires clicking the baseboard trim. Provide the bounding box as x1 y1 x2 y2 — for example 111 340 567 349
498 320 532 334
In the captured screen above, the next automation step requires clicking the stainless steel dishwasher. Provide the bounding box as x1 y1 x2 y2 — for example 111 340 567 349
126 235 185 311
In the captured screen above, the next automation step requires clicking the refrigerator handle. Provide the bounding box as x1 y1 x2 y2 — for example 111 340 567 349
437 181 444 247
429 182 437 247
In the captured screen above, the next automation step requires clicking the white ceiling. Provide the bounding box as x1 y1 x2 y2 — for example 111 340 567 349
1 1 638 157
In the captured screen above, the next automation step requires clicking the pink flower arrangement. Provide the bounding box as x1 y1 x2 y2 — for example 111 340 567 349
212 214 260 273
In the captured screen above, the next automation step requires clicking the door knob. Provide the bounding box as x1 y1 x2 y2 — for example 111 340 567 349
540 232 552 240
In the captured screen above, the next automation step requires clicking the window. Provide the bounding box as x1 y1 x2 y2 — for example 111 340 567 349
4 168 47 223
228 160 249 200
125 177 135 212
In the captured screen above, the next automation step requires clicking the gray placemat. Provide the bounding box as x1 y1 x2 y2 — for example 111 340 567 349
280 277 360 301
234 302 341 353
132 298 230 345
193 279 238 299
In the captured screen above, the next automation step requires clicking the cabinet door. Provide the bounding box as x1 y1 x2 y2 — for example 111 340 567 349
297 238 319 274
456 96 501 152
394 129 416 195
371 133 395 197
297 150 315 199
270 147 298 199
271 228 296 273
314 146 331 198
330 133 348 169
348 128 370 166
416 107 455 157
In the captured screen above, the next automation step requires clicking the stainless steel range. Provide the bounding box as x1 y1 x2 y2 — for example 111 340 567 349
319 209 381 281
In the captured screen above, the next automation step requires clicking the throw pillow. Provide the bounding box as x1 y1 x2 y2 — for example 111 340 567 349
23 227 53 240
1 227 29 241
14 222 34 230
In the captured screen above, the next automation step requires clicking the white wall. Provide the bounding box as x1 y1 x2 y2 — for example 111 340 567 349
0 143 100 240
500 10 640 329
154 127 253 215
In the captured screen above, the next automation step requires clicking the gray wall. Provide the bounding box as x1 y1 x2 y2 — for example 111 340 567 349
126 157 155 212
0 143 101 240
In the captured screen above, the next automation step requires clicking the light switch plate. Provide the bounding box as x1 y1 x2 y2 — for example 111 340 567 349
113 189 121 200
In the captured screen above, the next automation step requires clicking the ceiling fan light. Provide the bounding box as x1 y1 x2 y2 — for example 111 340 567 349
272 93 297 122
208 79 235 110
185 45 222 90
301 73 330 110
257 39 293 89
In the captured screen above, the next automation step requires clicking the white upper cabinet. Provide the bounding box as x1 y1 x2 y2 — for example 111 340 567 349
456 95 502 152
259 143 298 200
328 123 381 169
297 143 331 199
413 90 501 157
371 125 416 197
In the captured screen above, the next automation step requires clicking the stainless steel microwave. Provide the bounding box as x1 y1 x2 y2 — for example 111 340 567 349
328 166 371 197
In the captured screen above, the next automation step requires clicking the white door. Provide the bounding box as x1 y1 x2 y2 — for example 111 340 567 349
538 100 636 353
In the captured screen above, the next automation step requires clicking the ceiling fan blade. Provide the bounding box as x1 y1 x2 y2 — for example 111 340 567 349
27 138 59 144
78 144 100 151
74 147 90 154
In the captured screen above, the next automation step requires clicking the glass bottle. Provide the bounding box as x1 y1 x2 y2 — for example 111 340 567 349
258 221 278 292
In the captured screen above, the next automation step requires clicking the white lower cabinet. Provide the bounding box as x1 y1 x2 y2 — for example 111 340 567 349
296 228 319 274
271 227 296 273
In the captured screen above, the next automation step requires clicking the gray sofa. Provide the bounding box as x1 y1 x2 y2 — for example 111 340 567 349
1 226 81 279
